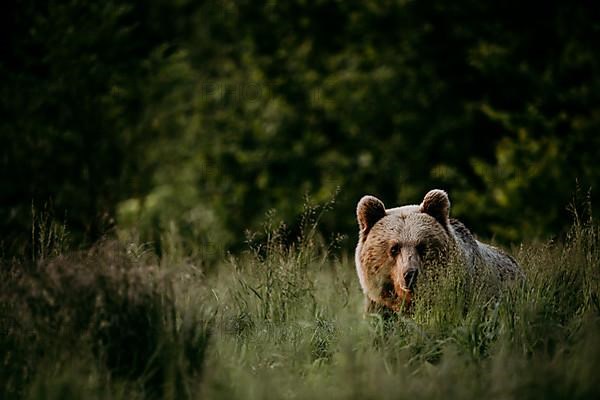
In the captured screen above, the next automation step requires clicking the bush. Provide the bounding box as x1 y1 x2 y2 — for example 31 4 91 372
0 241 211 400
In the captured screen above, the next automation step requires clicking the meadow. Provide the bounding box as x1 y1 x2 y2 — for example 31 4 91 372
2 211 599 400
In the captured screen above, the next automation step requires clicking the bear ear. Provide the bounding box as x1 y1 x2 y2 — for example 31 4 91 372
357 195 386 236
420 189 450 228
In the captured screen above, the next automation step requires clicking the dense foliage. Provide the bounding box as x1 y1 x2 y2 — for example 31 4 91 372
2 0 599 256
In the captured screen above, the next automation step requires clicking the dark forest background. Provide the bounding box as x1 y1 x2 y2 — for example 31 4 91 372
2 0 599 258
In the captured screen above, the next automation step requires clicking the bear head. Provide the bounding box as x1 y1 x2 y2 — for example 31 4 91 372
355 189 453 312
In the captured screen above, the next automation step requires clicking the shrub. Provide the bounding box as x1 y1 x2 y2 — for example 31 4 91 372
0 241 211 399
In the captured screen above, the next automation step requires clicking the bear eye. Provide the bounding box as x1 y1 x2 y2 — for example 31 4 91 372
389 242 401 257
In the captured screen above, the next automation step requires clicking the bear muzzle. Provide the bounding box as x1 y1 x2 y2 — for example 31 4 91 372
378 268 418 311
377 277 414 312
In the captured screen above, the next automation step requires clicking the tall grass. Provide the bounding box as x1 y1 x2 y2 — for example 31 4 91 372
1 212 599 399
1 241 211 400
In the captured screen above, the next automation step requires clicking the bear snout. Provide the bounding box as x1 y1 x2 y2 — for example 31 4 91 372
379 278 412 311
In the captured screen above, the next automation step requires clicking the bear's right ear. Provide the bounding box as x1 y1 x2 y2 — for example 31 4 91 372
357 195 386 236
420 189 450 229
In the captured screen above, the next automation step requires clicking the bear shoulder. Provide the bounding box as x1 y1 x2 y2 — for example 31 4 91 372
448 218 480 268
450 218 521 278
476 241 522 279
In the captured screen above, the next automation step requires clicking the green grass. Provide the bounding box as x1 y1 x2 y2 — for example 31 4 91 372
2 217 599 400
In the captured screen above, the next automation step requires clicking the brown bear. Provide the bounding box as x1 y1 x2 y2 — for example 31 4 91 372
355 189 521 313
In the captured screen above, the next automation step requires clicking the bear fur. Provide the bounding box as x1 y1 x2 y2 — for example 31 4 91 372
355 189 521 313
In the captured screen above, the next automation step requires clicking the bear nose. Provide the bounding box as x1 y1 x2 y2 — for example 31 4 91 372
404 269 418 291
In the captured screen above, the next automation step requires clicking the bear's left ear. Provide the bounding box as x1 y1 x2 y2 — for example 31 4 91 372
420 189 450 228
357 195 386 236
